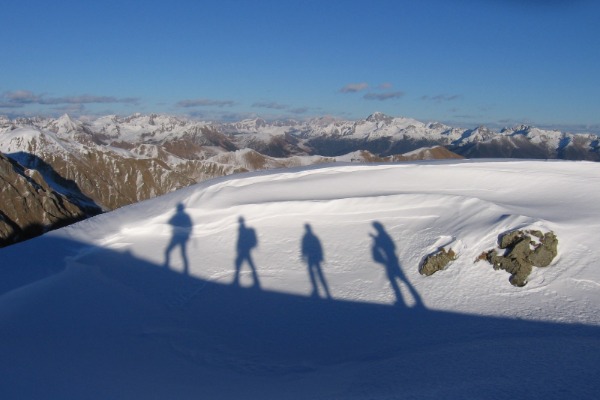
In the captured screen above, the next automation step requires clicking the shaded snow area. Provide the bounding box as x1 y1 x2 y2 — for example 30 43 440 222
1 160 599 399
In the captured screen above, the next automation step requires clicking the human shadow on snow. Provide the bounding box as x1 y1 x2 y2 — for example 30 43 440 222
370 221 423 308
1 235 599 400
233 216 261 288
163 203 193 274
301 223 330 299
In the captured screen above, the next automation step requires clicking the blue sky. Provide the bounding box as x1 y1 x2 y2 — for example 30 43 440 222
1 0 599 132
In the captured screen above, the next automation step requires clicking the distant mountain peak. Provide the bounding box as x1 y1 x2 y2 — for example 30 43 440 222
366 112 393 123
510 124 534 134
308 115 341 127
49 113 82 134
57 113 76 125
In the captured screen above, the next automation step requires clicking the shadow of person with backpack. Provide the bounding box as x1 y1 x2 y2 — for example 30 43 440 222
233 216 261 288
370 221 423 308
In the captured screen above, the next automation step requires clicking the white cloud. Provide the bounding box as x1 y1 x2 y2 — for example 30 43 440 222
339 83 369 93
176 98 236 108
252 101 287 110
421 94 460 103
363 91 404 101
1 90 139 107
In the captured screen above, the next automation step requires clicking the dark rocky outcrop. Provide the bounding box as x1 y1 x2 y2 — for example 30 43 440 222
478 229 558 287
0 153 95 247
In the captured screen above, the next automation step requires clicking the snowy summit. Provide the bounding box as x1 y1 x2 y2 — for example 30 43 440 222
1 160 600 399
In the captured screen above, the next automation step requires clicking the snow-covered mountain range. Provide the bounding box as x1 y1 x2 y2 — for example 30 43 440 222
1 160 599 399
1 112 598 246
3 112 598 161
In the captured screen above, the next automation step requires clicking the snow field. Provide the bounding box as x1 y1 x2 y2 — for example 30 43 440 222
53 160 600 323
2 159 599 399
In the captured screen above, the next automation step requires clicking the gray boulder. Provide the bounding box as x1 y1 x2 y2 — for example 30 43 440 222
480 229 558 287
419 247 456 276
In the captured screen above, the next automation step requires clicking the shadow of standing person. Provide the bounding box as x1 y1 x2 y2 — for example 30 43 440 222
233 217 261 288
301 224 331 299
370 221 423 308
164 203 193 274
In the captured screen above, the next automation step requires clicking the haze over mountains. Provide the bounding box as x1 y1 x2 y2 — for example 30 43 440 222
1 112 599 246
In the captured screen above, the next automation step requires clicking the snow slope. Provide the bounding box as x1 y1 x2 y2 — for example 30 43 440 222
1 160 599 399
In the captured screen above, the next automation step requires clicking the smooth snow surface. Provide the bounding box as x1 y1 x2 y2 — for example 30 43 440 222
1 160 599 399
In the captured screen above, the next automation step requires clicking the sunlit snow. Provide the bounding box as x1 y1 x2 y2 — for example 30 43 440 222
1 160 599 399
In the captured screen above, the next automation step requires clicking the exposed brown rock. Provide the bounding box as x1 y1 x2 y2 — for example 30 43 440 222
0 153 90 247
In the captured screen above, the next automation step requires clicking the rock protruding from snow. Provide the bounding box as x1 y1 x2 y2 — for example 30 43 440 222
479 230 558 287
419 247 457 276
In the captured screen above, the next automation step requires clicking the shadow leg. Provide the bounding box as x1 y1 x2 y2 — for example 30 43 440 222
233 256 242 285
180 243 189 275
388 272 405 307
308 264 318 297
248 257 261 288
316 263 331 298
